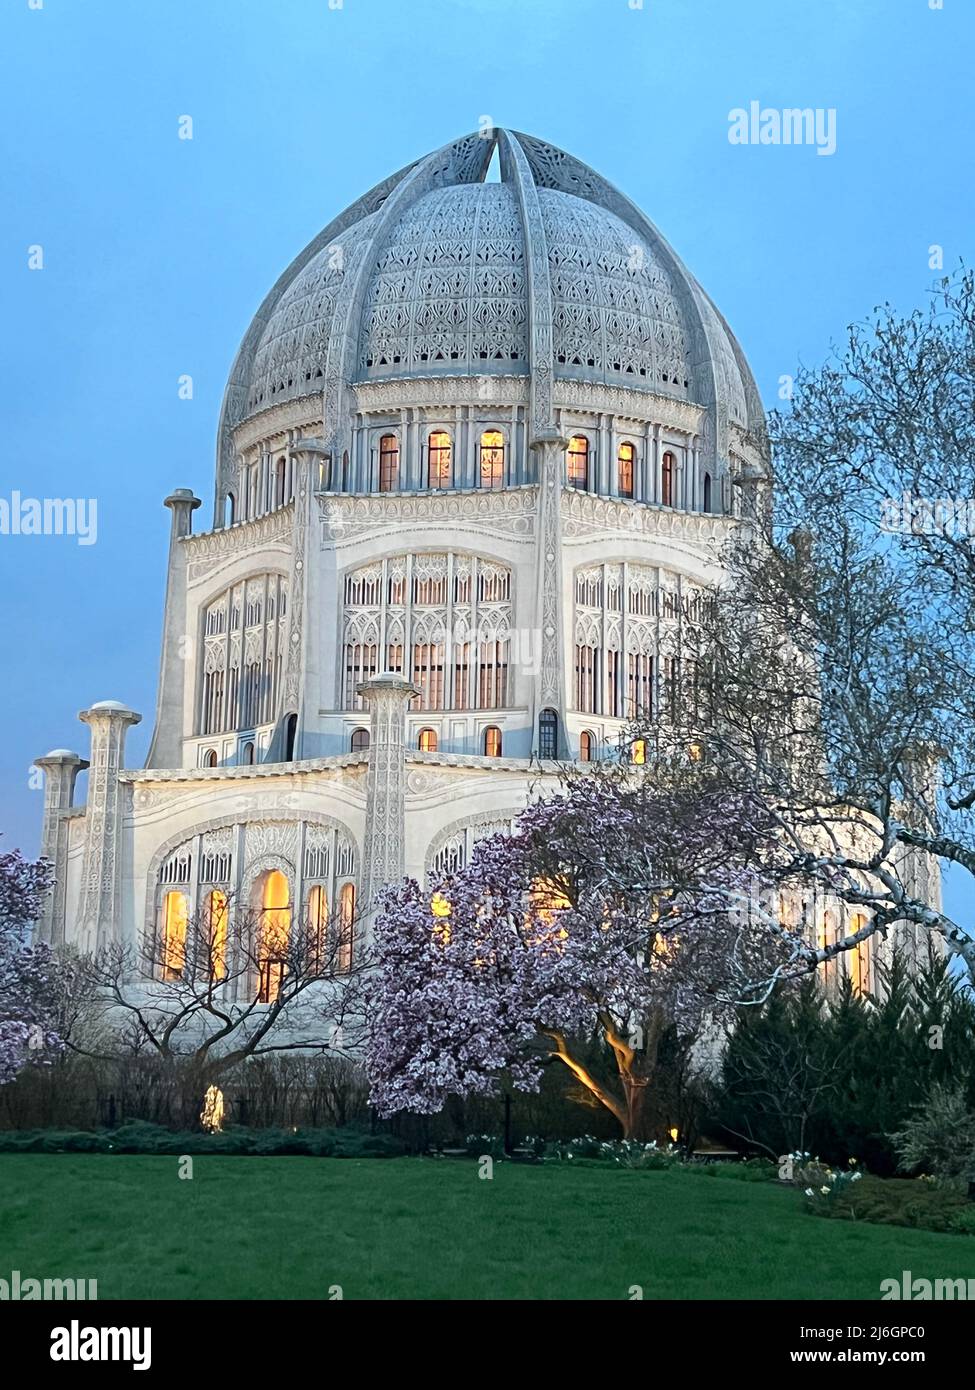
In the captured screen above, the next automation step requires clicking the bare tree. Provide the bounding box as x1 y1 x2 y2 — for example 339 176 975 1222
668 268 975 984
68 895 371 1097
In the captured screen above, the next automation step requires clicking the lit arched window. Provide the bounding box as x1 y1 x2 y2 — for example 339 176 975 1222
284 713 298 761
618 441 635 499
241 741 255 766
338 883 355 972
350 727 370 752
661 452 675 507
379 434 399 493
484 725 503 757
849 912 871 996
307 884 328 973
161 890 188 981
579 730 595 762
203 748 218 768
567 435 589 491
538 708 558 760
428 431 452 489
703 472 712 513
204 889 228 983
257 869 291 1002
631 737 647 766
479 430 504 489
418 728 438 752
275 457 287 507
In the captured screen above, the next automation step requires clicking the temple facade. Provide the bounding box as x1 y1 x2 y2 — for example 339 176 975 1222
35 129 796 981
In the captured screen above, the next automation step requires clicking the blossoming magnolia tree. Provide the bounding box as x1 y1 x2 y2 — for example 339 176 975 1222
366 771 792 1140
0 849 63 1085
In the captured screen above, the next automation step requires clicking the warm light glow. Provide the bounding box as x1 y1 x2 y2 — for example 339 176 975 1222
850 913 871 996
162 891 187 980
668 1126 679 1143
479 430 505 489
631 738 647 765
205 889 228 982
428 431 452 488
338 882 355 972
418 727 438 752
201 1086 224 1133
431 892 452 918
688 742 702 761
308 884 329 971
528 877 572 940
258 870 291 1002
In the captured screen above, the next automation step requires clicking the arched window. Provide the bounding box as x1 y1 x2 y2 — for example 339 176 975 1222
819 911 836 986
161 890 188 981
241 741 255 766
567 435 589 491
204 889 228 983
484 725 503 757
538 708 559 760
379 434 399 493
275 458 287 507
248 464 259 518
631 737 647 766
307 884 328 973
703 472 712 513
618 441 635 499
338 882 355 973
225 493 235 528
661 452 675 507
203 748 218 768
257 869 291 1003
479 430 505 489
579 730 595 762
201 574 288 737
428 431 452 489
350 727 370 752
284 713 298 761
418 728 438 752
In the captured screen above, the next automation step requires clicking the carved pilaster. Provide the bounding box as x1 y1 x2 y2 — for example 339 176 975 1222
530 433 569 750
357 674 420 906
34 750 88 945
77 701 141 951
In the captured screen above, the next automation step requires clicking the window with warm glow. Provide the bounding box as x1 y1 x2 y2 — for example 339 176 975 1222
631 737 647 765
661 452 675 507
257 870 291 1002
618 441 635 498
850 912 871 996
427 431 452 489
204 889 228 982
484 725 502 757
379 434 399 493
337 882 355 972
418 727 438 752
161 890 188 980
479 430 504 489
579 730 594 762
307 884 328 972
567 435 589 490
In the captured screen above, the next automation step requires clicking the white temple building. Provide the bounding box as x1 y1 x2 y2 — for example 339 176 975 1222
39 128 890 990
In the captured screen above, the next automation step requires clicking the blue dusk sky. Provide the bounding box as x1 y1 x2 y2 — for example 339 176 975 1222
1 0 971 927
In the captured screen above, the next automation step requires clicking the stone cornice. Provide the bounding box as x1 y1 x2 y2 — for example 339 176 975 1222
231 396 324 455
180 505 295 581
319 486 537 543
560 489 738 545
121 753 368 786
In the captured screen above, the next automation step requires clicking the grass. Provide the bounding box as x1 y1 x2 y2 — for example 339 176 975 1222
2 1155 975 1300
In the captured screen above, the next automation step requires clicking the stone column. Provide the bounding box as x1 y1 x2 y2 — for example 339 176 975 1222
77 701 141 951
357 674 420 907
145 489 200 769
530 432 569 754
34 750 88 945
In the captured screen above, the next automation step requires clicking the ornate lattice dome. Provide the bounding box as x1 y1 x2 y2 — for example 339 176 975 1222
218 130 762 489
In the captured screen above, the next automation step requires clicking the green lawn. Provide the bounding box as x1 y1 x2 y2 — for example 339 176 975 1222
2 1155 974 1300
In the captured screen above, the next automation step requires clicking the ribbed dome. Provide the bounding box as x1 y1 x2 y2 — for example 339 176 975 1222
219 130 762 488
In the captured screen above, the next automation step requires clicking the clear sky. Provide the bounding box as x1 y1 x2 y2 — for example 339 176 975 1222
1 0 971 924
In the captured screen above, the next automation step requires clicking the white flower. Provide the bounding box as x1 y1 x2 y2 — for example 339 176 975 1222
805 1187 815 1197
